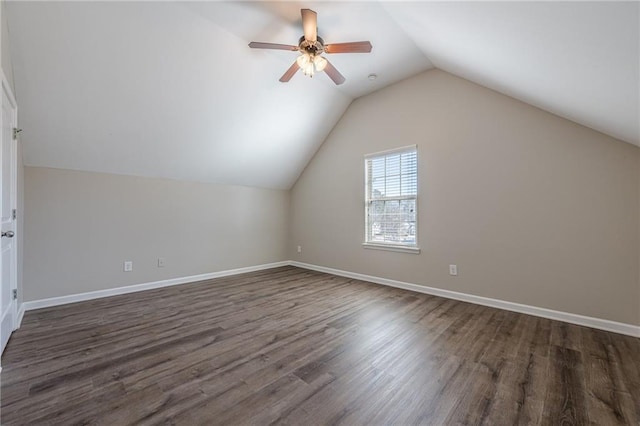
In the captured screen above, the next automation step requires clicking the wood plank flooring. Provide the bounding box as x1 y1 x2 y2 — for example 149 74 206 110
1 266 638 425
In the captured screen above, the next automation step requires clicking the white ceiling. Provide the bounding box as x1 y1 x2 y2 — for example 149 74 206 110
6 2 638 190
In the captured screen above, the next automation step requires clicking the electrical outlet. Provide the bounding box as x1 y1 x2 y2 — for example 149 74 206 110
449 264 458 276
124 261 133 272
297 246 302 253
158 257 166 268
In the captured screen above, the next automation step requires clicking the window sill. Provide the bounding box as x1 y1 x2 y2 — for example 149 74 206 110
362 243 421 254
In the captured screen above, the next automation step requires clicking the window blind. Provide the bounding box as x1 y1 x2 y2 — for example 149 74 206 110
365 147 418 247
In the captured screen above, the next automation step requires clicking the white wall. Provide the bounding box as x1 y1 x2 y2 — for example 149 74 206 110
24 167 289 301
290 69 640 326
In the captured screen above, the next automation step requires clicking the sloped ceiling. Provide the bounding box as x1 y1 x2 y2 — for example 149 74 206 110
6 2 638 191
382 1 639 147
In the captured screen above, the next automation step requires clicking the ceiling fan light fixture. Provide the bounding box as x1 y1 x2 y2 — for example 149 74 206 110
296 52 310 68
296 52 327 77
313 55 327 72
296 53 315 77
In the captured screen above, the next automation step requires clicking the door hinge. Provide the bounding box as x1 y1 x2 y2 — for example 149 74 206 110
12 289 17 300
12 128 22 140
12 209 16 220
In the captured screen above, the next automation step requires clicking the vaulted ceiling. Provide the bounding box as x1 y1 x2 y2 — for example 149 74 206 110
6 1 638 190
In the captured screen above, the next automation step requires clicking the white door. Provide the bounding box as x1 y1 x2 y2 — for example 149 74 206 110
0 72 18 357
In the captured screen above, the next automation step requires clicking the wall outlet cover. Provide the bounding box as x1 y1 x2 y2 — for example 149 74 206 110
449 264 458 276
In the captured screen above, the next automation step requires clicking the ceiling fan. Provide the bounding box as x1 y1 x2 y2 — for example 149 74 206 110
248 9 372 85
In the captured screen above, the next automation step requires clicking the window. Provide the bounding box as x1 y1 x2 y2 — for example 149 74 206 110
364 146 419 253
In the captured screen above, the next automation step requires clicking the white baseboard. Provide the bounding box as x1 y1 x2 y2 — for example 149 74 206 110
23 261 290 312
20 260 640 338
290 261 640 338
16 303 25 328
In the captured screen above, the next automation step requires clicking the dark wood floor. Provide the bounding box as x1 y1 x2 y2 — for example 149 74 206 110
1 266 638 425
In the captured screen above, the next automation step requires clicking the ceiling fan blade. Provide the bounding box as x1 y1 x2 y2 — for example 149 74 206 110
249 42 298 51
324 41 373 54
301 9 317 42
279 61 300 82
323 59 345 85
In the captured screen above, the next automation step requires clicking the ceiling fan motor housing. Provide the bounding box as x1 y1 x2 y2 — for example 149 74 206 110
298 36 325 56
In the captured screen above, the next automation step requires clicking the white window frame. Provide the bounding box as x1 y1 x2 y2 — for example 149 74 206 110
363 145 420 254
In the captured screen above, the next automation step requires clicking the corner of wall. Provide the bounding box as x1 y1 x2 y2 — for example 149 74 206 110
289 69 640 326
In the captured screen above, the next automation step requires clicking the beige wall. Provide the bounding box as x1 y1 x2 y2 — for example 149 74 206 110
24 167 289 301
290 69 640 326
17 69 640 326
